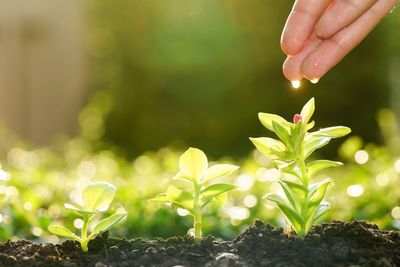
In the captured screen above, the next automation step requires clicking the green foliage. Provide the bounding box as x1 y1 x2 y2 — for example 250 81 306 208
150 147 238 242
251 98 351 237
48 182 126 251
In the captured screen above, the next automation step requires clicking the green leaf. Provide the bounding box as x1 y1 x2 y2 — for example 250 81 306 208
64 203 97 216
166 186 194 211
203 192 228 208
201 164 239 185
272 120 291 145
173 171 192 182
250 137 286 159
312 126 351 138
278 161 297 172
258 113 290 132
300 98 315 125
306 121 315 131
307 160 343 177
214 192 228 206
309 178 333 207
280 178 307 191
48 225 81 241
274 161 301 180
290 121 305 155
201 183 237 203
89 212 127 238
82 182 116 212
264 193 303 227
149 193 169 203
304 137 330 158
312 202 331 222
278 181 300 211
179 147 208 181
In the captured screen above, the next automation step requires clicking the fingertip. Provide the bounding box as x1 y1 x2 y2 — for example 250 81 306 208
301 55 321 81
282 56 303 81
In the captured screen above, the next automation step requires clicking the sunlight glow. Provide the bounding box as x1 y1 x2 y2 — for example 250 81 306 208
354 150 369 164
243 195 257 208
346 184 364 197
394 159 400 173
392 207 400 219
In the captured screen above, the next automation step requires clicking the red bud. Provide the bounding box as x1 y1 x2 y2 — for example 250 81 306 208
293 114 302 124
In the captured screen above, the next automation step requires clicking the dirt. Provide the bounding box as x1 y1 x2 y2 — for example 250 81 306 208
0 220 399 267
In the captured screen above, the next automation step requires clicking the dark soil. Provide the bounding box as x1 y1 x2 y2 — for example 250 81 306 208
1 220 399 267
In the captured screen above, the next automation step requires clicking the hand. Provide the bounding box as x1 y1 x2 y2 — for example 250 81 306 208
281 0 399 84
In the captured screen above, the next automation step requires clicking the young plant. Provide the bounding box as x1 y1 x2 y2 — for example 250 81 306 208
250 98 351 237
48 182 127 251
150 147 238 243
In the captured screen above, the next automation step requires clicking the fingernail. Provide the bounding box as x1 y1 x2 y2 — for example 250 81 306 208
291 80 301 89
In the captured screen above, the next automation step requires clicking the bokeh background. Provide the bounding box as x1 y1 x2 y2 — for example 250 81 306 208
0 0 400 243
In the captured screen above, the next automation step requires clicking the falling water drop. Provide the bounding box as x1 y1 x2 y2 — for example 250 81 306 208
291 80 300 89
311 78 319 84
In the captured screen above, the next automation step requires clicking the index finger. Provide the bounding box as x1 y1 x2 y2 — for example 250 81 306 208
281 0 332 56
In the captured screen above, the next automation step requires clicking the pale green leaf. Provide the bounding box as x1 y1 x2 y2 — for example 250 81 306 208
64 203 97 215
214 192 228 206
201 183 236 203
272 120 291 145
179 147 208 181
312 202 331 222
300 98 315 125
48 225 81 241
309 178 333 208
312 126 351 138
290 121 305 155
265 193 303 227
278 181 300 211
201 164 239 185
89 212 127 238
278 161 297 172
250 137 286 159
149 193 169 203
166 186 194 211
82 182 116 212
306 121 315 131
258 113 289 132
304 137 330 158
173 171 192 182
307 160 343 177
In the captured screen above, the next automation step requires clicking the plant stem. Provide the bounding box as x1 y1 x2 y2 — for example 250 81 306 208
81 215 89 252
193 182 201 243
298 157 309 238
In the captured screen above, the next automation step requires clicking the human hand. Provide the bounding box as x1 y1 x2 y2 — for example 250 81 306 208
281 0 399 86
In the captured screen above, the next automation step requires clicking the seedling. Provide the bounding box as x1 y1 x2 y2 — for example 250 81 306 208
250 98 351 237
150 147 238 243
48 182 127 251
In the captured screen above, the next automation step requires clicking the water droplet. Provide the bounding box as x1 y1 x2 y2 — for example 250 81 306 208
311 78 319 84
291 80 300 89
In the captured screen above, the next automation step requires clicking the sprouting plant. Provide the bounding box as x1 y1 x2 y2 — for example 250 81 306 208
250 98 351 237
150 147 238 243
48 182 127 251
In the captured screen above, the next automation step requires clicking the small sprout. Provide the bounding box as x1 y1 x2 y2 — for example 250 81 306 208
250 98 351 237
150 147 238 243
48 182 127 252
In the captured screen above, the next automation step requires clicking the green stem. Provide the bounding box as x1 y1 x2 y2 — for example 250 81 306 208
298 157 310 238
81 215 89 252
193 182 201 243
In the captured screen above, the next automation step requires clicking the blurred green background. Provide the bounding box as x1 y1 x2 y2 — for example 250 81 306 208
0 0 400 243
